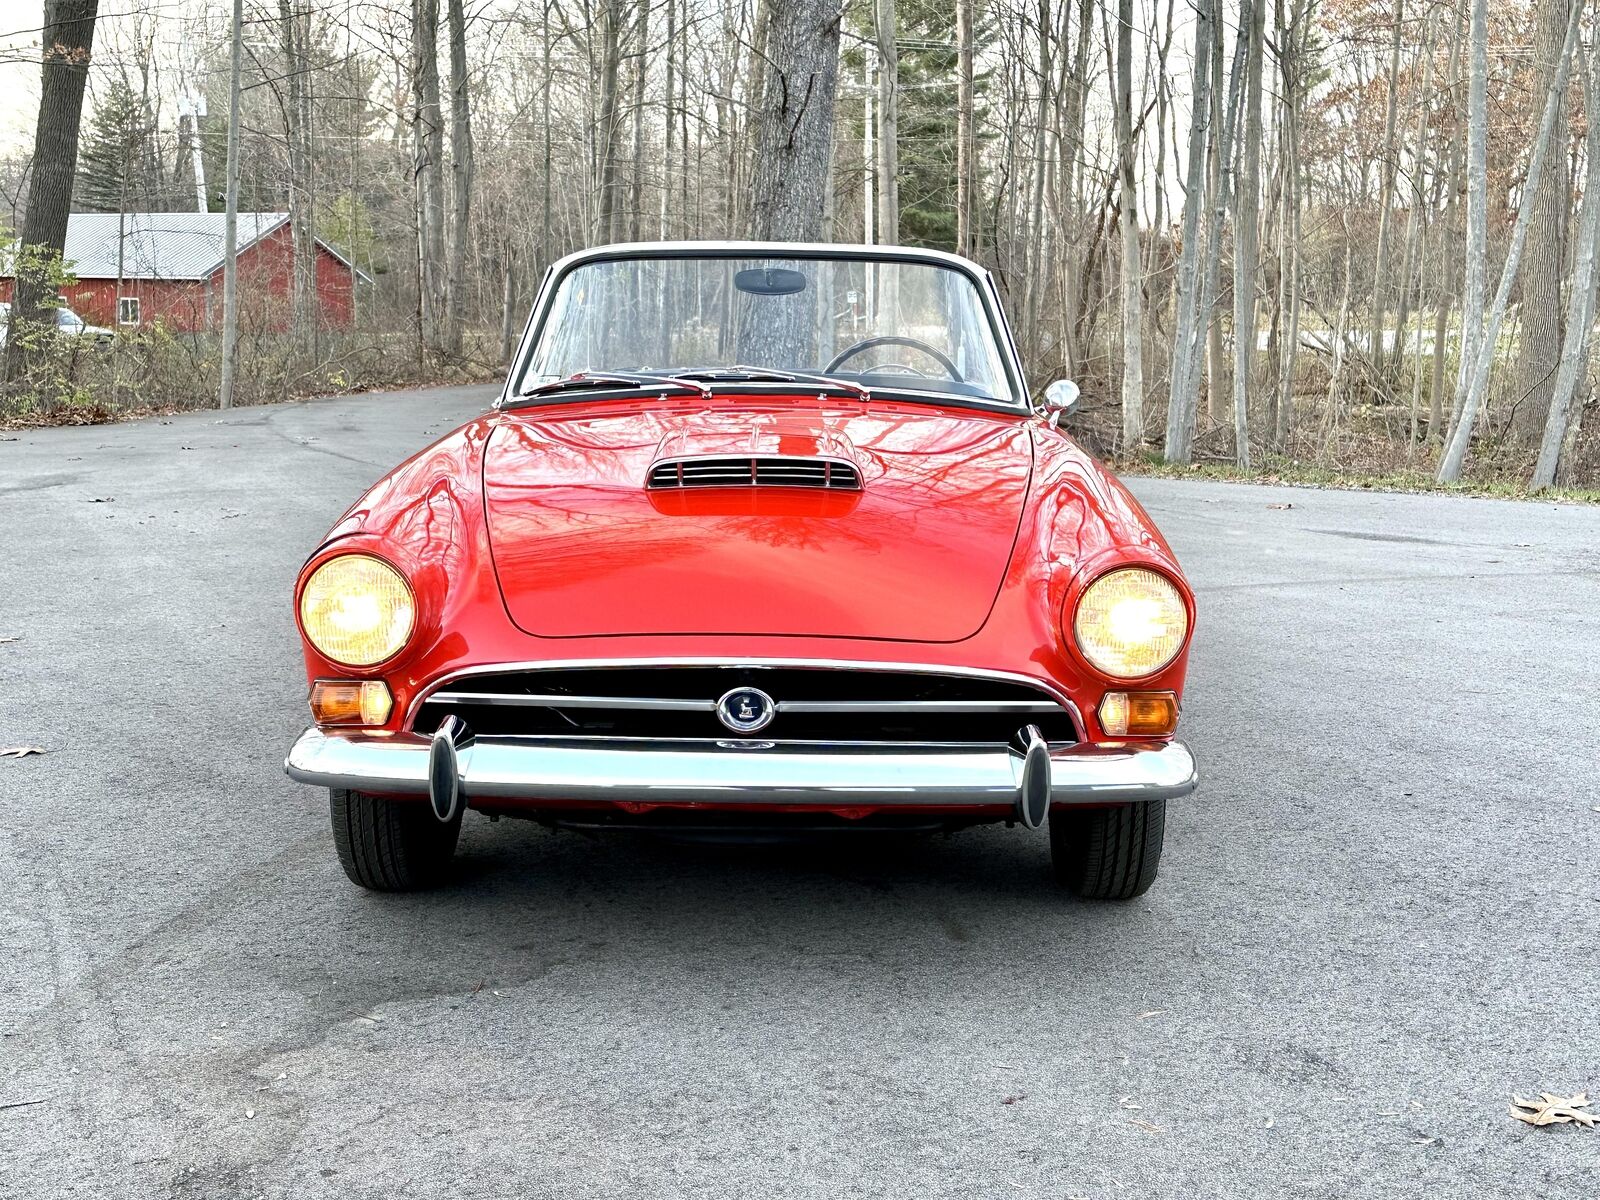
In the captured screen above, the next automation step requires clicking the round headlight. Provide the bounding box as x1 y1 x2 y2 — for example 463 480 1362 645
298 554 415 667
1071 567 1188 678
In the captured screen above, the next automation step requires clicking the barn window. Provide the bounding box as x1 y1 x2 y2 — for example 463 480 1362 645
118 296 140 326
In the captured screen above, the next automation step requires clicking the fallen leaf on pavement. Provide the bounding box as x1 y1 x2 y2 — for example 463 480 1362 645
1 747 47 759
1000 1094 1026 1105
1511 1092 1594 1128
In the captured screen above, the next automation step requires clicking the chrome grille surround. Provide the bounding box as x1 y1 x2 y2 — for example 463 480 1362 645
647 456 863 490
409 659 1084 745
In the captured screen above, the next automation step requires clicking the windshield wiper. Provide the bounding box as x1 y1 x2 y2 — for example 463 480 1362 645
668 366 871 399
506 370 710 407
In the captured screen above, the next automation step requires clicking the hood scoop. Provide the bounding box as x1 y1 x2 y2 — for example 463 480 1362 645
646 416 864 490
647 455 862 490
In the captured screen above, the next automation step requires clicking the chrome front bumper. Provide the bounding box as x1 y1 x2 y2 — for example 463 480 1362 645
284 729 1197 810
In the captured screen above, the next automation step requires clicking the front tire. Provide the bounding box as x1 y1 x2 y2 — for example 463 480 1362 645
330 788 461 891
1049 800 1165 899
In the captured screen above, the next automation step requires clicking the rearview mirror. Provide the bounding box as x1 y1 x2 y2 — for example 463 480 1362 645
1043 379 1080 416
734 267 808 296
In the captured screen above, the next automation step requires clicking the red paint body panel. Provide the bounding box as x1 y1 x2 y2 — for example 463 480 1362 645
481 399 1033 640
294 392 1195 789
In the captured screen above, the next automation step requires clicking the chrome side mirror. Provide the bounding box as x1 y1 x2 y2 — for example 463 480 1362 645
1042 379 1080 420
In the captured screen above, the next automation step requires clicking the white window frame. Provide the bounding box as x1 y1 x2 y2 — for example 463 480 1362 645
118 296 140 326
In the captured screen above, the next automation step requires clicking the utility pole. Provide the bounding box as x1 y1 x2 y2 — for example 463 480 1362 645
862 54 875 246
218 0 243 409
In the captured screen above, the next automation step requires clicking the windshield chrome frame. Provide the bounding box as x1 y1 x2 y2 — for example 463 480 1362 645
497 241 1032 414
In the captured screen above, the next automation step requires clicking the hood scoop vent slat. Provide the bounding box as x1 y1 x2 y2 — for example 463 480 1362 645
647 456 862 491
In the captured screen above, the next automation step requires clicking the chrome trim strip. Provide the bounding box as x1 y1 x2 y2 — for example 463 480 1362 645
285 728 1195 807
423 691 1062 716
776 699 1061 714
428 691 714 711
406 658 1086 739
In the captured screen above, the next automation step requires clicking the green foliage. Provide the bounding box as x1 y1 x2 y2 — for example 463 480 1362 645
841 0 994 251
75 78 160 213
894 0 960 251
321 193 384 275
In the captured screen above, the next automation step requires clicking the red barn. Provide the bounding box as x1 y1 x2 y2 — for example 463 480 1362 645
0 212 369 333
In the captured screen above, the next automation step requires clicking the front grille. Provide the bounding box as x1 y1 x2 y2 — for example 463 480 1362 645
412 665 1078 745
647 457 863 490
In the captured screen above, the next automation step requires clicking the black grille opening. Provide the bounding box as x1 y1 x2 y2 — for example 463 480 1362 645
413 666 1078 745
647 457 862 490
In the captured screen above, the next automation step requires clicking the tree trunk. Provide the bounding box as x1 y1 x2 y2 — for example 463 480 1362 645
875 0 899 245
1532 50 1600 487
1114 0 1143 450
593 0 624 242
411 0 445 351
1444 0 1488 452
277 0 314 342
444 0 474 355
628 0 649 241
1231 0 1265 467
1439 0 1581 481
955 0 975 256
1367 0 1405 383
746 0 843 241
1511 0 1572 446
1202 4 1227 428
218 0 242 410
1430 4 1466 439
1162 0 1214 463
4 0 99 384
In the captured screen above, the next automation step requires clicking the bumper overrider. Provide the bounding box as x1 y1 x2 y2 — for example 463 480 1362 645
284 726 1198 827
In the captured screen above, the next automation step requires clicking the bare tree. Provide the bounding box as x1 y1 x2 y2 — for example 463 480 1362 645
955 0 976 256
1533 48 1600 488
1231 0 1266 467
218 0 243 410
444 0 473 354
747 0 844 241
1511 0 1573 446
4 0 99 383
1163 0 1214 463
1113 0 1142 450
411 0 446 352
875 0 899 244
1439 0 1582 482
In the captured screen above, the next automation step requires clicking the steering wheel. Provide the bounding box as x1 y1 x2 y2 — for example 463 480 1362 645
826 336 963 382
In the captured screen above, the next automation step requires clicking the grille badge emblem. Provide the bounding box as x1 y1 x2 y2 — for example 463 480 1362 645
715 687 776 733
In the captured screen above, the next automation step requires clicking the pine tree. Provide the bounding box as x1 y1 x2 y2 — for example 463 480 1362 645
75 79 155 213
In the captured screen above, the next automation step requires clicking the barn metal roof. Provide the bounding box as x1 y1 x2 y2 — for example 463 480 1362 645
11 212 371 282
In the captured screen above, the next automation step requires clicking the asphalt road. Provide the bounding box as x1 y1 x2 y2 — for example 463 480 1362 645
2 385 1597 1198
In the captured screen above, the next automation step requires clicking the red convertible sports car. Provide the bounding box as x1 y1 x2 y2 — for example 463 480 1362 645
285 242 1197 898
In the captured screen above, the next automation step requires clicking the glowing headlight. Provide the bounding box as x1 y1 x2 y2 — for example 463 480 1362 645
1072 567 1188 678
298 554 415 667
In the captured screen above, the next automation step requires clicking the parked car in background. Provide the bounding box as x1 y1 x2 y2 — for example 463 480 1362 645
0 301 114 350
284 242 1199 899
51 304 115 345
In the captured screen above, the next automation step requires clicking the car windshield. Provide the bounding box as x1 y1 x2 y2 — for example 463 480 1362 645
55 309 82 328
519 253 1016 406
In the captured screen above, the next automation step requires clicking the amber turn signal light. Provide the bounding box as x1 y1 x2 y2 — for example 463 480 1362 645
310 679 393 726
1098 690 1179 738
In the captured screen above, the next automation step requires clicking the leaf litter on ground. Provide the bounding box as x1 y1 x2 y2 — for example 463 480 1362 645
1511 1092 1594 1128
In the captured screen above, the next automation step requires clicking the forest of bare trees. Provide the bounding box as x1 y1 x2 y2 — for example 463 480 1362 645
2 0 1598 492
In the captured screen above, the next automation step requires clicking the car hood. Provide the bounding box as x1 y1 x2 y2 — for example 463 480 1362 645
482 400 1034 640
